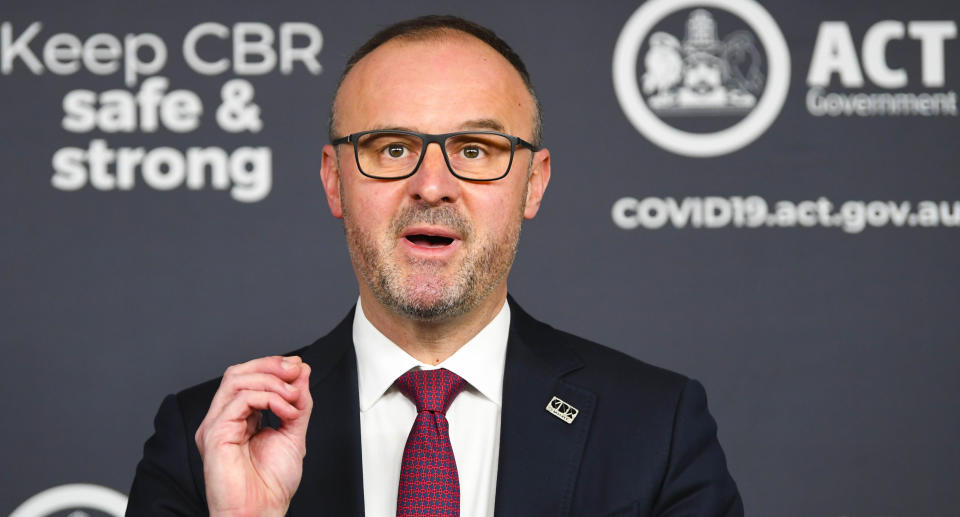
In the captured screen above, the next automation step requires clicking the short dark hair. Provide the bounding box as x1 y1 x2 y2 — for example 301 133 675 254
329 15 543 146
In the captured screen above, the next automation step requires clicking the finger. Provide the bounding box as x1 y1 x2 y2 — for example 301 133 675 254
290 363 311 410
208 372 300 417
224 356 304 382
230 389 300 422
203 390 300 447
207 357 303 417
245 409 263 437
280 363 313 442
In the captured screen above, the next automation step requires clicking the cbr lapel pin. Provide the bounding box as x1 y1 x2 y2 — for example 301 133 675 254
546 396 578 424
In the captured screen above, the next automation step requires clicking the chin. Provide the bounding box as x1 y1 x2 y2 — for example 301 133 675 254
389 296 470 322
377 279 475 323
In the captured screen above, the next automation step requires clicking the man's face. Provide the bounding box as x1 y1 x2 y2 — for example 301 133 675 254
320 33 550 321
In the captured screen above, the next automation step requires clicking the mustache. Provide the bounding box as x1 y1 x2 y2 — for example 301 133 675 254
391 204 472 239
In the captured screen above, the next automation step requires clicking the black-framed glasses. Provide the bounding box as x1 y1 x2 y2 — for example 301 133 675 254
331 130 540 181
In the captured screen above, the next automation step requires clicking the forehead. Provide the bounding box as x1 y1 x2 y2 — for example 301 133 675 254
335 33 535 136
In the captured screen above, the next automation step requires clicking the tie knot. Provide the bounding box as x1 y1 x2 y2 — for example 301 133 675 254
395 368 466 415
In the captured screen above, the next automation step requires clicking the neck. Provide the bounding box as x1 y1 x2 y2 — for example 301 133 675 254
358 285 508 365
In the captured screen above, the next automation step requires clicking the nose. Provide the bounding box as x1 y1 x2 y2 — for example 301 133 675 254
405 141 461 204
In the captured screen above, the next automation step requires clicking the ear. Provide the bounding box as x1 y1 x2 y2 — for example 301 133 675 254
320 144 344 219
523 148 551 219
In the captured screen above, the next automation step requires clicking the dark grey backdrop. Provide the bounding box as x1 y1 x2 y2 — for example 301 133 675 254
2 1 957 516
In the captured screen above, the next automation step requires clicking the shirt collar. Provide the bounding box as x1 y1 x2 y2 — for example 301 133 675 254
353 297 511 412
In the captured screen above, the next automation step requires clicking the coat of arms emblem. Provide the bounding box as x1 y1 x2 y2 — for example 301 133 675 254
642 9 764 114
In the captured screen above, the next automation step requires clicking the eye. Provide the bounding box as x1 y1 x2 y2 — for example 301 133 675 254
385 143 407 158
461 145 484 159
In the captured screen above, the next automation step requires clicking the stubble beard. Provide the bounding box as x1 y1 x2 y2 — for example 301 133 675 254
344 201 523 323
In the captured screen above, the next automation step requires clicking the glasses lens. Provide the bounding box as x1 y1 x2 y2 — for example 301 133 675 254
445 133 513 180
355 131 423 178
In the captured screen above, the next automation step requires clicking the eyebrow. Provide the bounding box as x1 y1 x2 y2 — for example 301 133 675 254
457 119 505 132
370 119 507 134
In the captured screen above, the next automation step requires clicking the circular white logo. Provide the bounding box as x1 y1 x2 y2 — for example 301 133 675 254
10 484 128 517
613 0 790 157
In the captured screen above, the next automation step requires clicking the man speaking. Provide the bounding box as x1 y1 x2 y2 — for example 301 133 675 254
127 15 742 517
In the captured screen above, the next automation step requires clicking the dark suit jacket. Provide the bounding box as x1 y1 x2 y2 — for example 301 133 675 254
128 298 743 516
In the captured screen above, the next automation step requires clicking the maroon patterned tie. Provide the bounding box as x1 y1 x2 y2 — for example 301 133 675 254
394 368 467 517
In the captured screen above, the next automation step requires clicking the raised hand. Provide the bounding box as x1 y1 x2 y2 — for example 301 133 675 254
194 355 313 517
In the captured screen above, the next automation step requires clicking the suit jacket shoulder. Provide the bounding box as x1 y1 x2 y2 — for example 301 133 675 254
498 298 743 516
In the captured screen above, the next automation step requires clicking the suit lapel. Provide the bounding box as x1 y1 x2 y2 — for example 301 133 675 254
494 299 596 517
287 308 365 516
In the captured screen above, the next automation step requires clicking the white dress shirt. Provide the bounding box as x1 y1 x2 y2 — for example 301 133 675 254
353 297 510 517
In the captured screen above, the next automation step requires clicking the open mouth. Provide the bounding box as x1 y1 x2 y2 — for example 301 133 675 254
405 234 455 248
